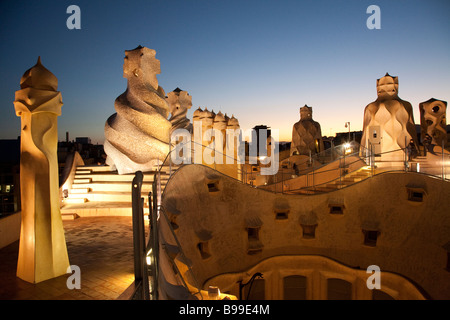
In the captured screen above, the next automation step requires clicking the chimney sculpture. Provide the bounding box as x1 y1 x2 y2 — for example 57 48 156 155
14 57 70 283
104 46 171 174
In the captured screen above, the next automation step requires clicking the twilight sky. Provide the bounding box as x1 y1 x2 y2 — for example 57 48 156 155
0 0 449 143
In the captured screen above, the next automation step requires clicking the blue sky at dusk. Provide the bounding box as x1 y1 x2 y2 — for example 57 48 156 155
0 0 449 143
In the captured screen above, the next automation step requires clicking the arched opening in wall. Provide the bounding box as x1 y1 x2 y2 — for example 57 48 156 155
246 217 263 255
207 180 220 192
248 227 259 241
327 278 352 300
247 227 263 255
363 229 379 247
301 224 317 239
275 209 289 220
406 186 426 202
329 204 344 214
446 251 450 272
372 289 395 300
244 278 265 300
169 214 179 231
197 241 211 260
443 242 450 272
314 139 320 153
283 275 307 300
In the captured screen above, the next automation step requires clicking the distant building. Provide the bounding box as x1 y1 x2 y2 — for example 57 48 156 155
333 131 362 146
58 136 105 167
75 137 91 145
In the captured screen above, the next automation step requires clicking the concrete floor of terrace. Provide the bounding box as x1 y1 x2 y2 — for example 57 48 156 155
0 216 140 300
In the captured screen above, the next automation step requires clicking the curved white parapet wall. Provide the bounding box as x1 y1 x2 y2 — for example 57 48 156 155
158 164 450 299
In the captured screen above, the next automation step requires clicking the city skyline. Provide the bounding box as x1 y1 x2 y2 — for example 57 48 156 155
1 0 449 144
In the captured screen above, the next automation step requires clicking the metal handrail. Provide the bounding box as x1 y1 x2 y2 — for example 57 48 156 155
154 136 449 195
147 190 159 300
131 171 150 300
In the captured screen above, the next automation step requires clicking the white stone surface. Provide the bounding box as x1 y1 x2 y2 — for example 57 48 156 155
104 46 171 174
361 73 419 161
167 87 193 135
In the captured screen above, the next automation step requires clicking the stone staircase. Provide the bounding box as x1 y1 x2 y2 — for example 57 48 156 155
61 165 177 218
410 156 432 173
410 154 450 177
287 166 375 195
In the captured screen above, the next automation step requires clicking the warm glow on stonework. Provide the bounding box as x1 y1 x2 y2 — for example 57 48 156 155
0 2 449 307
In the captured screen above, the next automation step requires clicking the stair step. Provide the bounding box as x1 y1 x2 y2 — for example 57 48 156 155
314 186 337 192
303 188 326 194
73 178 92 184
78 165 114 172
70 188 90 194
73 173 169 182
61 213 80 220
68 192 133 202
70 181 164 192
331 181 353 186
78 164 180 174
64 198 88 204
348 172 369 179
76 170 92 174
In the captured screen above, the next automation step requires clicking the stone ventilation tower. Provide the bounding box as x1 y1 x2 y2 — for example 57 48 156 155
104 46 171 174
226 115 240 156
419 98 447 149
167 87 193 135
290 105 324 156
360 73 419 162
213 111 228 155
191 107 241 178
14 57 70 283
192 108 240 153
166 88 193 159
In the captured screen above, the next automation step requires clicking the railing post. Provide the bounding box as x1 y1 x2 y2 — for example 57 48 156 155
370 142 374 177
404 136 408 172
157 170 162 209
443 139 445 181
131 171 150 300
169 132 172 177
312 158 315 188
148 191 159 300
